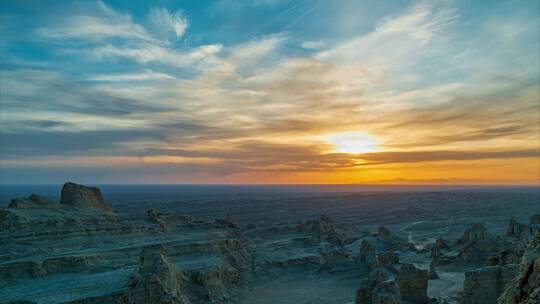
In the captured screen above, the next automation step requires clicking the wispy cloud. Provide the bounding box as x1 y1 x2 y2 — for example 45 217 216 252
1 0 538 183
148 7 188 39
317 1 458 75
90 43 222 67
37 1 158 43
87 70 176 82
301 40 324 49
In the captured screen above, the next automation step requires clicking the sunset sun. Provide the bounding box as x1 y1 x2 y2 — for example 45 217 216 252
325 132 380 154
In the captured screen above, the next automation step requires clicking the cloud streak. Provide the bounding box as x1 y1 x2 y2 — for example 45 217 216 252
1 0 538 184
148 7 188 39
37 1 158 43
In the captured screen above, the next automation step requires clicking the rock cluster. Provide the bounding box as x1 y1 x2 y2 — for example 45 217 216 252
355 262 430 304
359 240 378 269
508 218 528 237
377 250 399 272
498 232 540 304
303 214 346 245
2 182 539 304
530 215 540 234
463 264 518 304
123 243 251 304
430 237 450 266
123 245 191 304
1 182 118 231
356 268 401 304
396 263 429 304
457 223 500 265
8 194 57 209
459 223 489 244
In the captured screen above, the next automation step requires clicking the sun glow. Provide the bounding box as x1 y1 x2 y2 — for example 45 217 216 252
325 131 380 154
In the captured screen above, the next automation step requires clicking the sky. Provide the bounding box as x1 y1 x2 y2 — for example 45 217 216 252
0 0 539 184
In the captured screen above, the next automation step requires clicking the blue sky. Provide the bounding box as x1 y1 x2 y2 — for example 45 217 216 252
0 0 539 184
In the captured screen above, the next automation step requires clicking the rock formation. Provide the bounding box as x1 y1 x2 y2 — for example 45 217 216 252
375 226 416 252
530 215 540 234
359 240 378 269
8 194 57 209
123 242 252 304
377 250 399 272
459 223 489 245
60 182 113 213
498 232 540 304
507 218 528 237
428 262 439 280
429 237 453 267
356 268 401 304
431 243 441 266
315 214 345 245
463 264 518 304
457 223 500 265
123 245 191 304
2 183 538 304
372 280 401 304
292 214 346 246
1 182 119 231
396 263 428 304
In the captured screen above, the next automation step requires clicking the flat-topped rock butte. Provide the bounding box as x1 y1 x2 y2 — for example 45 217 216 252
0 183 539 304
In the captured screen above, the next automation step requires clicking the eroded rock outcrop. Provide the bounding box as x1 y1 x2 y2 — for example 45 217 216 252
459 224 489 245
508 218 528 237
1 183 119 231
498 232 540 304
359 240 378 269
429 237 453 267
311 214 345 245
377 250 399 272
530 215 540 235
428 262 439 280
457 223 500 265
8 194 57 209
60 182 113 213
356 268 401 304
375 226 416 252
396 263 428 304
463 264 518 304
123 243 250 304
123 245 191 304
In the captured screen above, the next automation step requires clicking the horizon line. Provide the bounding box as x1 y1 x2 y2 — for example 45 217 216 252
1 183 539 187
